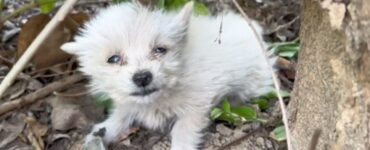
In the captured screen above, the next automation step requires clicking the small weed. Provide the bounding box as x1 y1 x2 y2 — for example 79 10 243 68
211 100 257 126
270 125 286 141
211 89 291 125
252 89 290 111
269 39 300 59
94 94 114 113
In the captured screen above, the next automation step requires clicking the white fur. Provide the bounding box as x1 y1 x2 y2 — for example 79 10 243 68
62 2 274 150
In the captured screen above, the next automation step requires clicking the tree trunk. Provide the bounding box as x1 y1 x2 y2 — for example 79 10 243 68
289 0 370 149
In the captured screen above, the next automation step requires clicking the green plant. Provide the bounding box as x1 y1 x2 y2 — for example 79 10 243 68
269 39 300 59
252 89 291 111
270 125 286 141
36 0 57 14
94 94 114 113
114 0 210 16
210 100 257 126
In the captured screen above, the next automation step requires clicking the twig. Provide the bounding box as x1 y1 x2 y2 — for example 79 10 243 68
0 53 14 67
32 70 77 78
0 74 85 116
0 0 4 18
309 129 322 150
0 0 79 99
214 14 223 44
0 0 58 26
1 2 37 23
218 127 263 150
266 17 299 34
53 90 89 97
28 59 76 75
231 0 292 150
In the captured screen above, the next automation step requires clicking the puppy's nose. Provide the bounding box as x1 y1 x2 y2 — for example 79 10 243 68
132 71 153 87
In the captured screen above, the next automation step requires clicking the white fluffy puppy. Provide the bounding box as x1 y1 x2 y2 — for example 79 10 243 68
62 2 274 150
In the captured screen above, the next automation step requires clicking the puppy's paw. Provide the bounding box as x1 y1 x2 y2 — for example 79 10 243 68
84 134 106 150
83 128 107 150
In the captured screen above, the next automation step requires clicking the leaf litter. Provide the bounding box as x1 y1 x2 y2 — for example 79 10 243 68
0 0 300 149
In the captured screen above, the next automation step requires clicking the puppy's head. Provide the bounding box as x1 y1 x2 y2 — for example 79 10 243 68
62 2 193 104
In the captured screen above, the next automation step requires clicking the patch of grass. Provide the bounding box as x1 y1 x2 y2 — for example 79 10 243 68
270 125 286 141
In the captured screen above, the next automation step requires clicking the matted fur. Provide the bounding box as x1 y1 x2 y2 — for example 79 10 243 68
62 2 274 150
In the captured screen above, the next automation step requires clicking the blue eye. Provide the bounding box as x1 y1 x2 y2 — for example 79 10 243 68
153 47 167 54
107 55 121 64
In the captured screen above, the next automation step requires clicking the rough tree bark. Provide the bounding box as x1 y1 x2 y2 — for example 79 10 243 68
289 0 370 149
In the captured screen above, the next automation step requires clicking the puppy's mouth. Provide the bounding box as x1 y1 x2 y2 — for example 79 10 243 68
131 88 158 96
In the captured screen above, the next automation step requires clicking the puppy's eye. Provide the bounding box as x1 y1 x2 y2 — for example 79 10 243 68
153 47 167 54
107 55 121 64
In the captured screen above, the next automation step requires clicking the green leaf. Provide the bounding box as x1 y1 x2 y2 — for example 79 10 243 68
268 39 300 59
270 126 286 141
194 2 209 16
210 108 224 120
222 100 231 113
278 90 291 98
253 99 270 111
37 0 56 14
230 106 257 121
278 51 296 58
264 90 291 100
94 94 114 113
155 0 166 8
166 0 188 11
216 112 235 124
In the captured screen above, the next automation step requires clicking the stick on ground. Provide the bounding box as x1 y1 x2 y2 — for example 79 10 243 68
231 0 293 150
0 0 79 99
0 74 85 116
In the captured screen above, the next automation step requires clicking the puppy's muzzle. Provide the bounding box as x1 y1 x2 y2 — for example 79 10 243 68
132 70 153 87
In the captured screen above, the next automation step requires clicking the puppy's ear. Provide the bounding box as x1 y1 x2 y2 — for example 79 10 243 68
61 42 81 55
174 1 194 27
168 2 193 42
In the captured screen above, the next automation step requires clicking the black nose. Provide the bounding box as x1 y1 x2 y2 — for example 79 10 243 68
132 71 153 87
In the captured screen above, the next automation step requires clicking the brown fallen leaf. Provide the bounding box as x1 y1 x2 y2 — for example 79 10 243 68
17 12 89 70
0 114 26 149
24 116 49 150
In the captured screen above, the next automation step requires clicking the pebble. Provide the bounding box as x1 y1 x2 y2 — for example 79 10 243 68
2 28 20 42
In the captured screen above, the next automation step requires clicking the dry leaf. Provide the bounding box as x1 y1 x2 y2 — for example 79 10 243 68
0 114 26 148
24 116 49 150
17 12 89 69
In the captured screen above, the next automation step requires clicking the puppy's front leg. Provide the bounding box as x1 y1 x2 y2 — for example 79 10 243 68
85 108 133 145
170 112 209 150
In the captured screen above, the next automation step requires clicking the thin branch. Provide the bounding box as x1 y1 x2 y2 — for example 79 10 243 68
0 74 85 116
1 2 37 23
53 90 89 97
0 0 4 17
231 0 292 150
0 0 79 99
309 129 322 150
218 127 263 150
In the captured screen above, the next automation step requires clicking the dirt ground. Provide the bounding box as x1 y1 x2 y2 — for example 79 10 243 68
0 0 300 149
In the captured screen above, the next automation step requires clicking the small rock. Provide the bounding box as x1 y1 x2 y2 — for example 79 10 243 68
2 28 20 42
49 84 104 131
265 139 273 149
216 124 233 136
256 137 265 146
232 128 245 137
51 103 88 131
